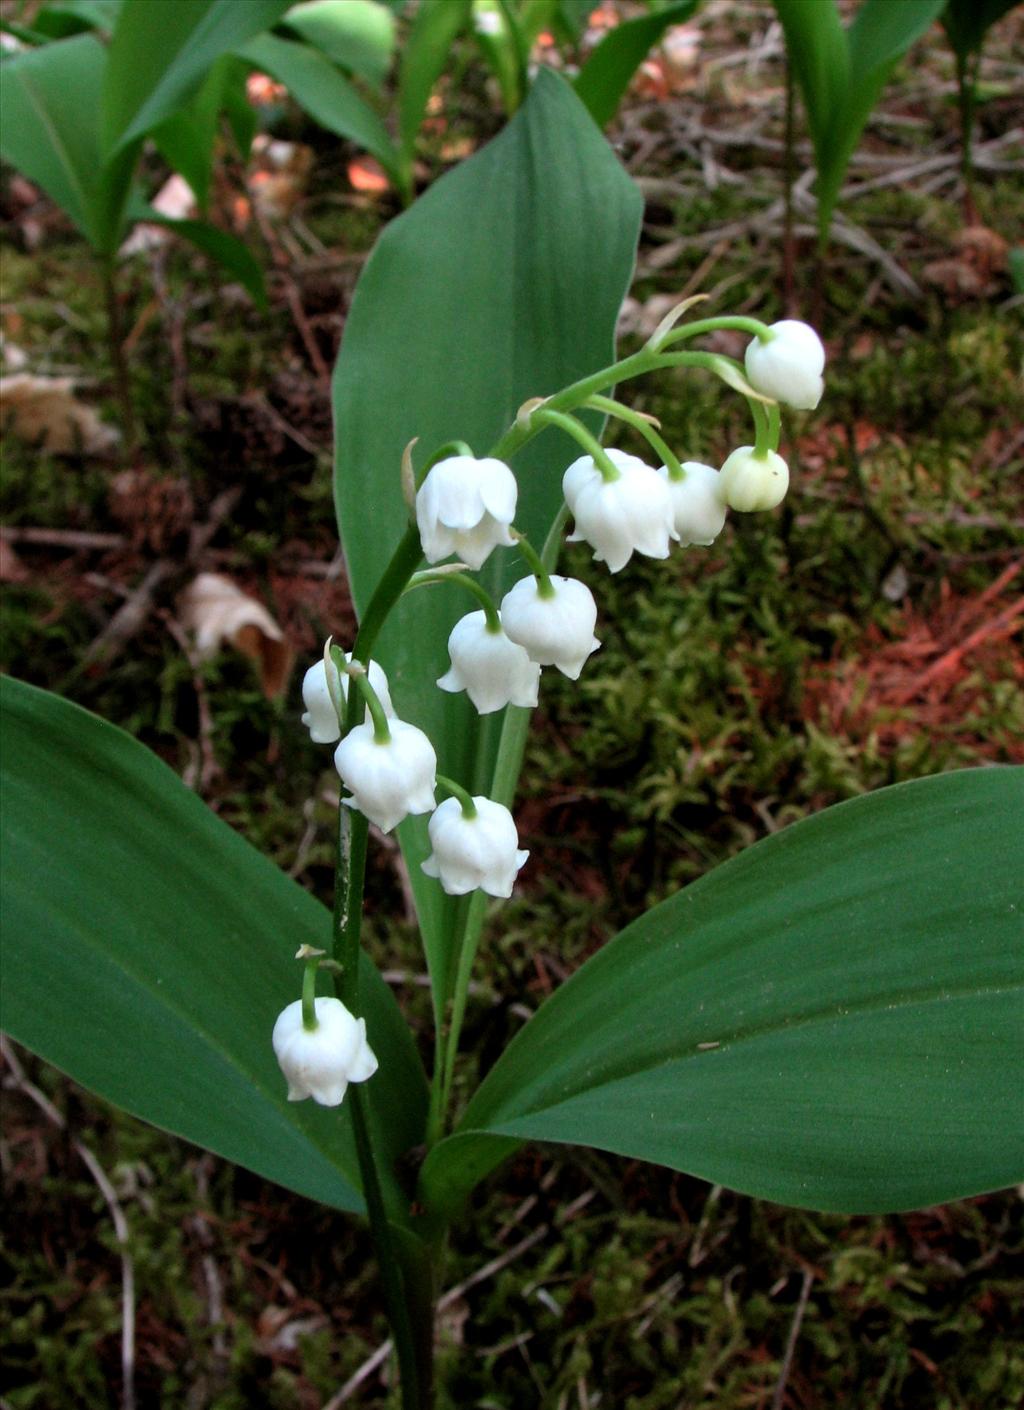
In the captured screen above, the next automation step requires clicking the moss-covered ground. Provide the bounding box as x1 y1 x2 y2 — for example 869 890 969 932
2 3 1023 1407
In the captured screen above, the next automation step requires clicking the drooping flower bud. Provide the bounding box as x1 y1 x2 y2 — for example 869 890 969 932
499 575 600 681
562 448 678 573
744 320 825 410
272 996 378 1107
422 796 529 897
415 454 518 570
437 610 541 714
658 461 728 545
301 656 395 744
719 446 790 512
334 719 437 832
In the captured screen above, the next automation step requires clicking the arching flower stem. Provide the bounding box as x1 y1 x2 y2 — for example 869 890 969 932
584 393 683 479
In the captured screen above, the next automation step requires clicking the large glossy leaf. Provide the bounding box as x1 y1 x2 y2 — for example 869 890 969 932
574 0 700 128
238 32 397 176
282 0 396 87
332 70 642 1020
420 769 1024 1217
0 677 427 1216
0 34 106 245
102 0 290 153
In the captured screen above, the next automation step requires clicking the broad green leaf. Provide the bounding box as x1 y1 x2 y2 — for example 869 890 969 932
942 0 1018 59
136 210 267 306
0 33 106 245
282 0 396 87
102 0 290 154
397 0 472 186
30 0 123 38
421 769 1024 1217
332 70 642 1023
471 1 528 115
574 0 700 129
152 56 235 210
776 0 947 241
0 677 427 1217
238 33 398 177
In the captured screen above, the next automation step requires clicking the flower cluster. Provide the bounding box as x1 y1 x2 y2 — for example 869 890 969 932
277 313 824 1104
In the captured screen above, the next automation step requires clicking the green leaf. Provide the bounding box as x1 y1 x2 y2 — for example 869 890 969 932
942 0 1018 60
0 677 427 1216
332 70 642 1023
0 33 106 246
574 0 700 129
421 769 1024 1217
30 0 123 38
151 56 233 210
282 0 396 87
134 209 267 306
397 0 472 186
103 0 291 154
238 32 398 176
775 0 946 240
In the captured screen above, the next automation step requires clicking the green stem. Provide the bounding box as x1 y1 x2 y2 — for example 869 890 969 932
101 259 137 452
436 774 477 818
751 398 772 458
348 665 392 743
585 393 682 477
407 570 502 632
654 314 770 352
332 804 429 1409
301 957 318 1031
352 523 424 671
531 407 620 481
511 531 555 598
435 508 567 1125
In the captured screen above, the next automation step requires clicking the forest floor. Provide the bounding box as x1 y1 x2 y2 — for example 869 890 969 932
2 3 1023 1408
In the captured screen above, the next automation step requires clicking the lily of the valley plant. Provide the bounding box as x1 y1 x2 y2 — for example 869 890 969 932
2 75 1018 1410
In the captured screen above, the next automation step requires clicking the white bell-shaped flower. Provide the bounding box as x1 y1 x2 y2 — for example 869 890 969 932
334 718 437 832
437 610 541 715
719 446 790 512
415 454 518 570
500 575 600 681
272 996 378 1107
422 796 529 897
744 320 825 410
562 448 677 573
301 656 395 744
658 461 728 545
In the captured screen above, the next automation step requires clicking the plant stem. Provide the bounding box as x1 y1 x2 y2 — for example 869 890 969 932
101 260 137 452
333 803 431 1409
783 58 796 314
585 393 681 476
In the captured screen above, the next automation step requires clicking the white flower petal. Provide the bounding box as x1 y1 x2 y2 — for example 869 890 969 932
334 718 436 832
500 575 600 679
421 796 529 897
415 454 518 568
719 446 790 512
659 461 728 545
272 997 378 1107
744 320 825 410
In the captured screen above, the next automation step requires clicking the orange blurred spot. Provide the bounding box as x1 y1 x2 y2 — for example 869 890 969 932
347 157 390 195
246 72 286 106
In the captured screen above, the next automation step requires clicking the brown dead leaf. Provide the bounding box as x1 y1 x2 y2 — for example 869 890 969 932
0 374 120 456
923 224 1009 301
181 572 293 698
